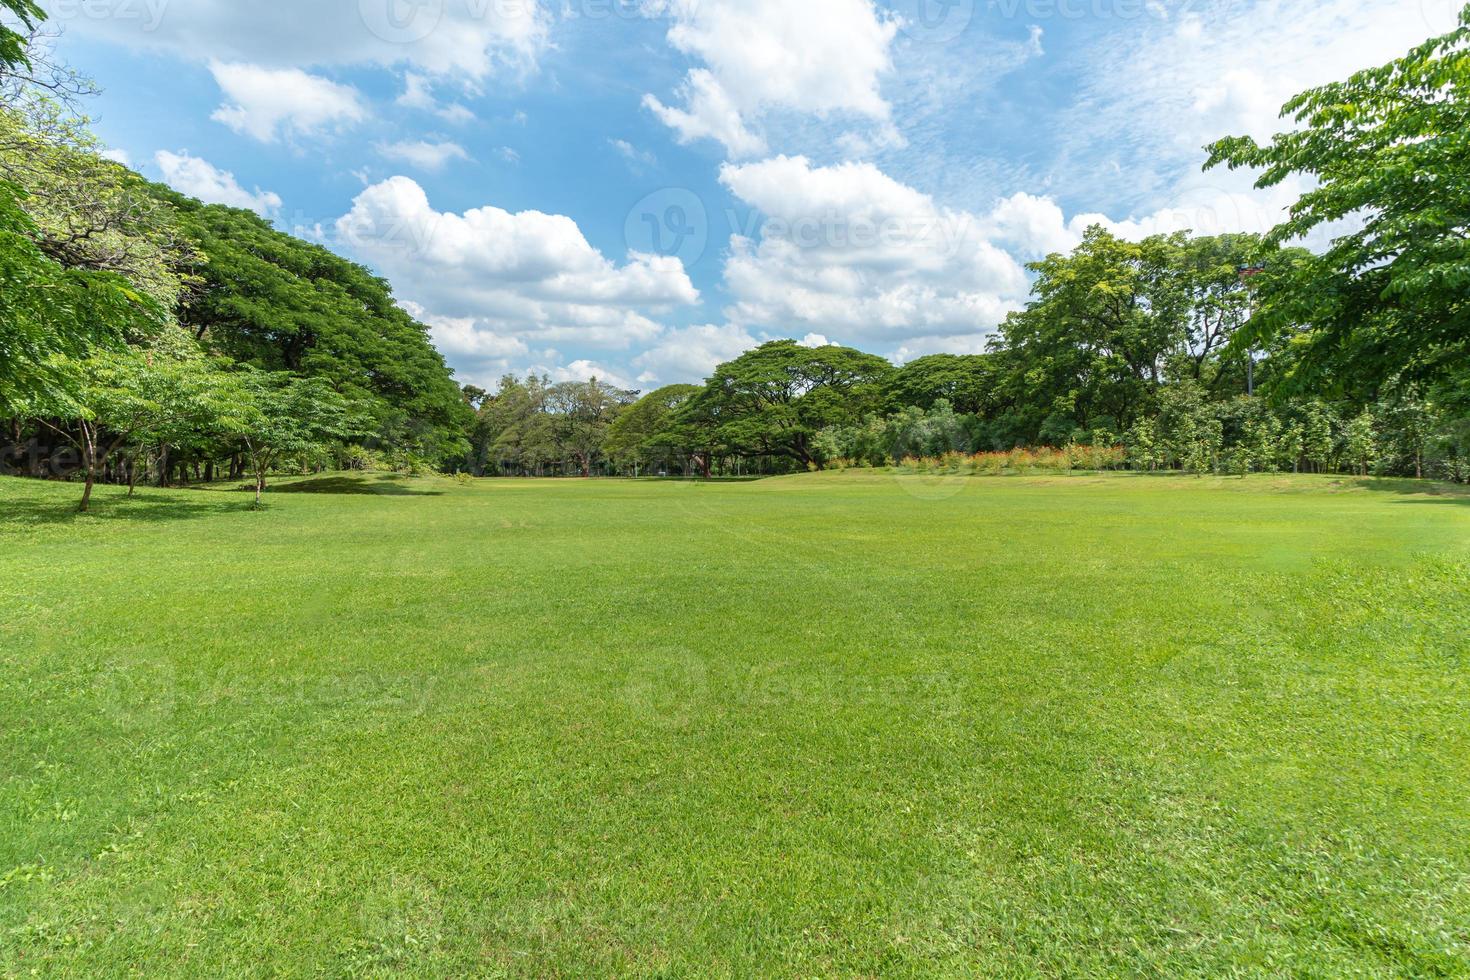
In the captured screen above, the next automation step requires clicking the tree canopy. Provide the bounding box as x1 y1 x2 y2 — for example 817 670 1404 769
1206 6 1470 396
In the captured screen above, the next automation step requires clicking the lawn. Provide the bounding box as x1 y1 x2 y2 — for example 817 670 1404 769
2 471 1468 976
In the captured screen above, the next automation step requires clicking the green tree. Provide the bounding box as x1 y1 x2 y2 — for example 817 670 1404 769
1206 7 1470 393
1125 416 1162 471
236 373 363 508
682 341 894 469
159 195 471 464
35 350 235 511
545 379 637 477
1302 401 1338 474
0 183 161 415
1 104 189 311
604 384 701 476
885 354 997 414
1345 411 1380 477
993 228 1188 441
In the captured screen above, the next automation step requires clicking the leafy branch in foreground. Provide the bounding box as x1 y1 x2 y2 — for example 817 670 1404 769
0 181 161 417
1205 4 1470 396
0 0 43 75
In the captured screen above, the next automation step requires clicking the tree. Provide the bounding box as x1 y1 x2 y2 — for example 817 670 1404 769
885 354 997 415
604 384 701 475
1302 401 1338 474
1206 7 1470 394
0 182 161 416
884 400 971 461
236 373 362 508
993 228 1189 442
1 104 190 310
682 340 894 469
157 195 472 464
36 351 235 512
545 379 637 477
1126 416 1162 471
1345 411 1380 477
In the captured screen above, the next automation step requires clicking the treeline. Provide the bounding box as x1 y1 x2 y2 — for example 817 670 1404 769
463 8 1470 484
0 4 470 509
3 2 1468 509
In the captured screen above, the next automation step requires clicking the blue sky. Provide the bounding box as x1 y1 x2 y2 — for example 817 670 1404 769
43 0 1461 391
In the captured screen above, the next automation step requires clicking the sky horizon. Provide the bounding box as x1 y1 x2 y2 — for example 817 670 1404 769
40 0 1464 393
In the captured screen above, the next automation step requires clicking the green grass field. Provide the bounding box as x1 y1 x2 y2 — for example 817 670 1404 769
2 471 1468 976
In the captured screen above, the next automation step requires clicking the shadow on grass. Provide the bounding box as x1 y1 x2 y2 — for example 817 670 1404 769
1350 477 1470 506
266 476 444 497
0 488 248 531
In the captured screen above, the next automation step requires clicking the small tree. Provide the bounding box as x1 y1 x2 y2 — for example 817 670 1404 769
1345 410 1379 477
1126 416 1161 471
1276 423 1305 474
36 351 235 512
236 373 362 508
1302 401 1338 473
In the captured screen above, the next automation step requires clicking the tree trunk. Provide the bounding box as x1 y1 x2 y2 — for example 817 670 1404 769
158 444 169 488
78 424 97 513
254 472 265 509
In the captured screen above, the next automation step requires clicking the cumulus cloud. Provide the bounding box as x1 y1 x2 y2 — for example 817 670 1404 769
633 323 758 385
642 0 897 158
61 0 550 80
643 69 767 159
335 177 698 384
377 140 471 172
716 156 1030 349
155 150 283 216
209 62 366 143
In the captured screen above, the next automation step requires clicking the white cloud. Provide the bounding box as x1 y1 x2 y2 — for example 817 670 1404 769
716 156 1030 350
154 150 283 216
64 0 549 80
1059 0 1465 223
643 69 767 159
642 0 898 158
403 302 531 388
210 62 365 143
397 72 476 124
377 140 471 172
335 177 698 375
610 138 658 171
541 359 637 390
633 323 758 385
101 148 132 166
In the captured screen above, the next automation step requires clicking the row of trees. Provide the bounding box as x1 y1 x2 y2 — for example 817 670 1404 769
1 4 470 509
3 2 1468 507
458 8 1470 484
